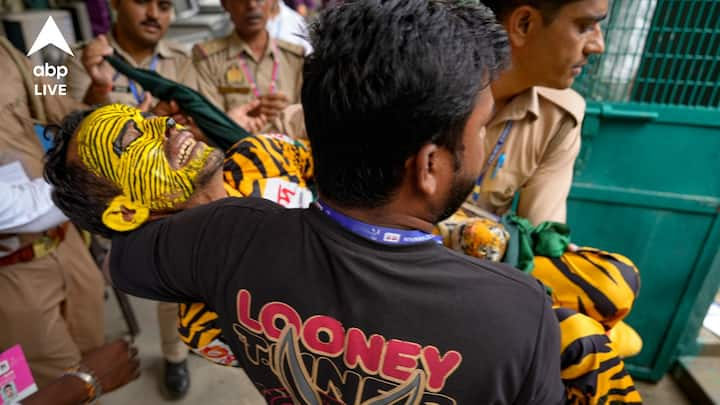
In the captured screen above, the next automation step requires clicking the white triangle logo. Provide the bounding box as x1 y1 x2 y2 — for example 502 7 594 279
26 16 74 57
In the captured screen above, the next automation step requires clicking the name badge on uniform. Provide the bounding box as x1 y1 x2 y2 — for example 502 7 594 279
226 65 244 84
218 86 252 95
112 85 131 93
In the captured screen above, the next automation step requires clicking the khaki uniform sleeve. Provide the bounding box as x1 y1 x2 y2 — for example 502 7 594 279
42 91 86 125
64 49 93 102
517 118 581 225
193 49 225 110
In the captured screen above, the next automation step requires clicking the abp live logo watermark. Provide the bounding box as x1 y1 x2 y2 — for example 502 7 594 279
27 16 74 96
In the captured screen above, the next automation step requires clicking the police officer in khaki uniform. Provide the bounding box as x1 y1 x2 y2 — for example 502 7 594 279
193 0 304 130
472 0 606 226
65 0 197 108
64 0 195 398
66 33 196 106
0 37 105 388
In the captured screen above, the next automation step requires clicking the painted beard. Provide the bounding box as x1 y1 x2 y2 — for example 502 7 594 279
77 104 217 211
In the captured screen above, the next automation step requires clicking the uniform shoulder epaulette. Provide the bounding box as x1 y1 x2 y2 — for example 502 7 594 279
275 39 305 58
163 40 192 57
536 86 586 125
192 36 228 61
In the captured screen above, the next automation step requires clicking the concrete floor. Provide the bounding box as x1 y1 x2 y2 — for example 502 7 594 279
102 294 693 405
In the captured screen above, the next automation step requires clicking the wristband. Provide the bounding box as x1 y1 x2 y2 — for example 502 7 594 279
90 82 113 95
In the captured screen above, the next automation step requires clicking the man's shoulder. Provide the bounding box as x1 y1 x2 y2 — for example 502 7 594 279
275 39 305 59
159 39 192 58
202 196 285 213
535 86 585 125
192 35 231 62
439 249 548 299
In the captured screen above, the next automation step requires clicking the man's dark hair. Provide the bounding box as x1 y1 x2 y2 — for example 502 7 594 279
44 109 122 238
302 0 509 208
482 0 581 22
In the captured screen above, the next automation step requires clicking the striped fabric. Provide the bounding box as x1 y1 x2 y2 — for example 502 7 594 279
535 248 640 329
556 308 643 404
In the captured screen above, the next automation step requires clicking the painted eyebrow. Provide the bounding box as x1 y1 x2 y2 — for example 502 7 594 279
113 120 141 155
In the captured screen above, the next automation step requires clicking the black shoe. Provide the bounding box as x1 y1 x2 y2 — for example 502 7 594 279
164 359 190 399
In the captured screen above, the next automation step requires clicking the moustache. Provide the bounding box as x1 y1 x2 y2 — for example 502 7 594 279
140 20 161 28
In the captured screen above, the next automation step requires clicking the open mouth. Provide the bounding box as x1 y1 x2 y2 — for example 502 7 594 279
167 129 202 169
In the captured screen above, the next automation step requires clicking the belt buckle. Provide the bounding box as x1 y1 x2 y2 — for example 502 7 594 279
32 235 57 259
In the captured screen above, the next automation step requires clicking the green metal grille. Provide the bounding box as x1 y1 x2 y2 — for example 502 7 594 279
574 0 720 109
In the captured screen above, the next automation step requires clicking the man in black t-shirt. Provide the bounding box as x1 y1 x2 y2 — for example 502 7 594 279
44 1 565 403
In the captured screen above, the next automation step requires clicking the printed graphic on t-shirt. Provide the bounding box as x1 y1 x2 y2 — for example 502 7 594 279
234 289 463 404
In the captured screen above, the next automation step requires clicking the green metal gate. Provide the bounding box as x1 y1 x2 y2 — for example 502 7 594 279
569 0 720 381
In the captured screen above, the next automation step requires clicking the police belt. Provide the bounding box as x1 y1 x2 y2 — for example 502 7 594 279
0 222 70 267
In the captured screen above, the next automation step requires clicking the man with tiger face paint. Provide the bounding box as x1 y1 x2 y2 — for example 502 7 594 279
63 104 226 232
48 102 314 370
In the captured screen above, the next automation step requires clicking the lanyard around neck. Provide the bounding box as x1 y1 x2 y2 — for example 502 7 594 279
113 53 159 105
472 121 513 202
315 201 443 246
237 41 280 99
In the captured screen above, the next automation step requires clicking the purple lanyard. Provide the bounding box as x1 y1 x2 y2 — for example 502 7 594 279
472 121 512 202
113 54 158 104
315 201 443 246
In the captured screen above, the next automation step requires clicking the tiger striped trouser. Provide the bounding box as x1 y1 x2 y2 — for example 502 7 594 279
534 248 641 330
556 307 643 404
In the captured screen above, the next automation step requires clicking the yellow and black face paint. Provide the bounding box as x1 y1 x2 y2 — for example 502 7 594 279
77 104 214 211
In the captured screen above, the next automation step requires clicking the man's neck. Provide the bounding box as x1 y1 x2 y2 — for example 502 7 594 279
319 196 436 234
240 30 269 61
113 28 156 64
490 67 533 111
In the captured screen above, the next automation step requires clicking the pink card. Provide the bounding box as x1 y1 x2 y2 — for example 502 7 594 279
0 345 38 404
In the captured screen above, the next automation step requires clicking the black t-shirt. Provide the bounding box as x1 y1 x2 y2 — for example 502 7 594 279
111 198 563 404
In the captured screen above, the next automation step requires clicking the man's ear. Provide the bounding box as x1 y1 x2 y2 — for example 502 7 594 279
102 195 150 232
413 143 440 197
505 6 542 48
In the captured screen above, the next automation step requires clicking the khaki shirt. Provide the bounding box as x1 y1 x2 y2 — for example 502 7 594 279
65 33 197 105
471 87 584 225
0 37 84 245
192 31 304 111
0 38 84 179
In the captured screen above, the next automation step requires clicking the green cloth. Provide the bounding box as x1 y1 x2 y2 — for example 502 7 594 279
501 214 571 273
104 55 250 150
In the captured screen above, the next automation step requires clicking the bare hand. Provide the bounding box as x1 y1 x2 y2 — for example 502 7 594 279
81 35 114 88
228 100 268 133
153 100 211 143
567 243 579 252
137 92 154 111
255 92 289 121
81 339 140 394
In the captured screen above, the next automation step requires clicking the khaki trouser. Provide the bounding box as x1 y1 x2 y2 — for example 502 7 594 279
0 226 105 387
157 302 188 363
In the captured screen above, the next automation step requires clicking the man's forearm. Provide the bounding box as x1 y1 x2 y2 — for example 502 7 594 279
22 375 88 405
